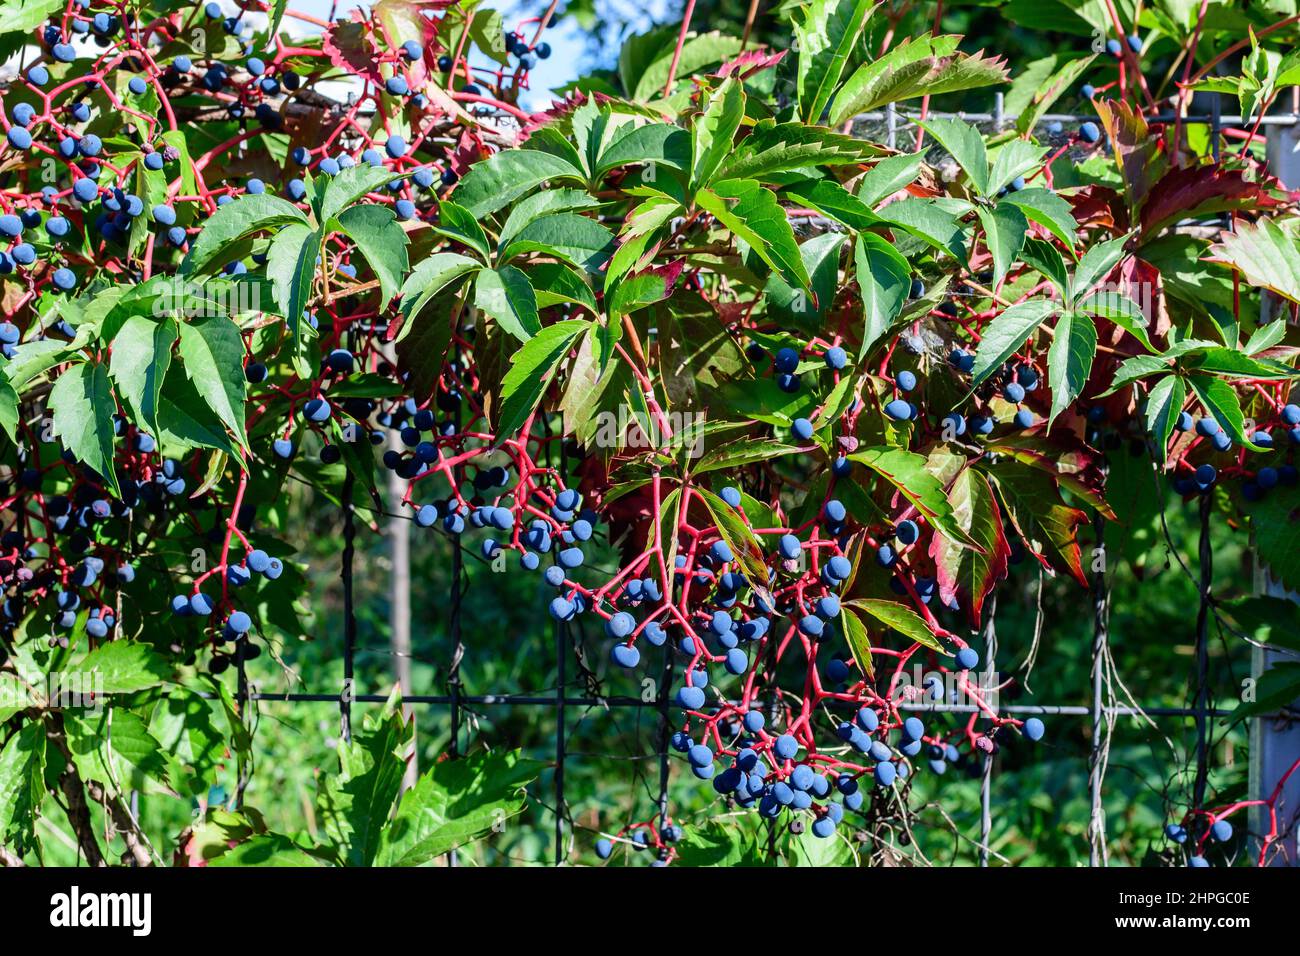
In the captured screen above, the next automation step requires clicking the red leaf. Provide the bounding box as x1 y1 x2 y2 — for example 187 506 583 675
323 14 383 86
714 49 785 81
929 469 1010 625
1094 99 1161 212
1140 164 1286 236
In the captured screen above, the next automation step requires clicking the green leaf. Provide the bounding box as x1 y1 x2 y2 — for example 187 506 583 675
496 320 589 440
1244 487 1300 593
1101 353 1171 396
209 833 331 867
50 362 120 496
109 315 177 441
1075 290 1155 352
692 77 745 189
1208 218 1300 304
157 364 240 457
68 641 172 693
848 446 978 548
180 194 308 276
854 232 910 358
376 750 543 866
1143 374 1185 464
795 0 878 123
856 152 924 206
881 197 966 261
1070 233 1130 301
1045 310 1097 428
1245 320 1287 356
970 298 1057 386
1020 236 1071 297
698 180 810 289
618 26 678 97
633 32 744 100
696 487 774 606
178 315 248 449
0 0 64 32
608 265 680 321
976 201 1028 289
694 439 800 474
783 179 880 230
322 704 411 866
597 123 691 176
451 149 584 219
64 708 173 798
395 253 481 344
830 38 1008 125
988 140 1048 198
1187 373 1264 451
840 606 875 679
1016 54 1096 136
318 164 402 223
499 213 616 274
722 122 873 182
265 222 320 342
432 200 491 261
4 338 68 389
0 379 17 444
674 818 772 866
1186 346 1299 380
475 266 541 343
0 722 45 847
396 292 457 404
468 6 509 64
917 117 989 195
497 189 600 252
530 262 600 315
335 204 409 305
767 233 844 330
1002 187 1078 250
844 598 944 653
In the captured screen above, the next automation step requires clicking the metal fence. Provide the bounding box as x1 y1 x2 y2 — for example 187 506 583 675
222 101 1300 867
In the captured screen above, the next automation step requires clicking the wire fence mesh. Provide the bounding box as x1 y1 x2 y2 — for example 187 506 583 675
215 100 1300 867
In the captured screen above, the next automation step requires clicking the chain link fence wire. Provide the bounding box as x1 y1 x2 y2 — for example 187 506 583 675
221 99 1300 867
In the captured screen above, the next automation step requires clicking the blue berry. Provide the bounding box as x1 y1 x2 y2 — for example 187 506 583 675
610 643 640 668
884 399 912 420
774 347 799 373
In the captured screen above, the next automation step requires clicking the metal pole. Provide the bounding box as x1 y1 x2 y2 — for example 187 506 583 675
1088 513 1110 866
1249 118 1300 864
1192 494 1212 816
554 616 567 866
340 473 356 745
979 593 997 867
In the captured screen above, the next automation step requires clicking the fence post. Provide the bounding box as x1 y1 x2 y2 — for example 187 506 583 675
1088 512 1110 865
979 594 997 867
340 472 356 745
1249 120 1300 865
382 342 417 793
